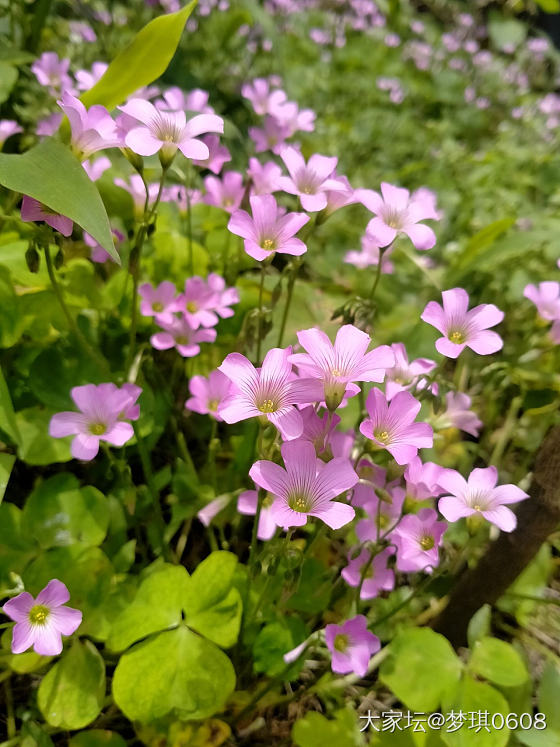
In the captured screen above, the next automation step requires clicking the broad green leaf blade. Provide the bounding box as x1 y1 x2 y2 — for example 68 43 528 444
80 2 197 112
441 676 510 747
292 708 364 747
0 453 16 504
107 564 188 651
469 637 528 687
112 626 235 723
380 627 463 712
38 640 106 729
69 732 127 747
0 139 118 262
466 604 491 649
0 63 18 105
0 365 21 445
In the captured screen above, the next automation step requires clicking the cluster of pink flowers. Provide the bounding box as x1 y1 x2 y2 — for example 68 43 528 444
524 280 560 344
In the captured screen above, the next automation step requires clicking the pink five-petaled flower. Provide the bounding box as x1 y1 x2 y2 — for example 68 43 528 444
185 370 231 421
139 281 180 325
21 196 73 236
290 325 395 412
57 92 120 161
341 547 395 600
179 276 221 328
228 194 309 261
278 146 346 212
49 383 139 460
438 466 528 532
237 489 277 540
325 615 380 677
218 348 324 440
356 182 438 250
392 508 447 573
204 172 245 213
360 388 433 465
524 282 560 321
421 288 504 358
249 439 358 529
31 52 73 94
119 98 223 164
2 579 82 656
384 342 436 401
151 317 216 358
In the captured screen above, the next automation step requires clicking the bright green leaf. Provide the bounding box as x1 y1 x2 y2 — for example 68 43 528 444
0 453 15 503
0 63 17 105
0 139 117 261
380 628 463 712
467 604 491 649
38 640 105 729
80 2 197 112
69 731 127 747
0 365 20 446
469 637 528 687
112 626 235 723
292 708 363 747
15 406 72 465
538 662 560 731
441 676 510 747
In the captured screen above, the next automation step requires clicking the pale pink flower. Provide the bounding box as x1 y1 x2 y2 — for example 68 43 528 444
325 615 380 677
438 466 528 532
75 62 108 91
151 318 216 357
434 391 482 437
345 235 394 272
57 92 119 161
3 580 82 656
247 157 283 195
249 439 357 529
421 288 504 358
359 389 433 465
218 348 324 440
403 457 446 501
299 406 341 458
384 343 436 401
274 100 316 136
524 282 560 321
0 120 22 147
139 281 181 325
82 155 111 181
206 273 240 318
21 196 73 236
36 113 63 137
241 78 288 116
114 174 160 217
392 508 447 573
49 383 139 460
197 495 229 527
228 194 309 261
185 370 231 420
237 489 277 540
353 483 405 541
31 52 73 94
203 171 244 213
249 117 291 155
278 147 346 212
191 134 231 173
178 277 221 328
157 87 215 114
289 325 394 411
341 547 395 599
324 174 355 215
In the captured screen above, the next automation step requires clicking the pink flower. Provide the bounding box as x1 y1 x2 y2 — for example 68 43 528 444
359 389 433 465
82 155 111 181
438 466 528 532
84 228 123 263
151 317 216 357
228 194 309 261
49 383 140 460
139 281 181 325
354 483 405 541
0 120 22 147
241 78 288 116
289 325 394 411
324 174 355 215
36 113 63 137
75 62 108 91
237 489 277 540
21 196 73 236
345 236 394 272
524 282 560 321
278 147 346 212
114 174 161 217
385 343 436 401
218 348 324 440
203 172 245 212
157 86 215 114
421 288 504 358
206 273 240 318
179 276 221 328
57 92 120 161
249 439 357 529
2 579 82 656
118 98 223 162
392 508 447 573
436 391 482 437
31 52 73 94
191 134 231 173
185 370 231 420
249 117 291 155
276 102 316 137
197 495 229 527
247 157 283 195
403 457 446 501
325 615 380 677
299 406 341 458
341 547 395 599
356 182 438 250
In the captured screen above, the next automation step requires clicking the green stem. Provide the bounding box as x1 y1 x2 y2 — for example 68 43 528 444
488 395 522 468
277 258 301 347
44 246 110 375
369 247 386 302
256 262 266 363
132 422 166 551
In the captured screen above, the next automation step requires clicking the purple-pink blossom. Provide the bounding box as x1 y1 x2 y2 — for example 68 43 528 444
249 117 291 155
49 383 140 460
218 347 323 440
421 288 504 358
58 92 120 161
356 182 438 250
524 282 560 321
403 457 446 501
31 52 73 95
247 157 283 195
151 317 216 358
228 194 309 261
241 78 288 117
384 343 436 401
325 615 380 677
75 62 108 91
2 580 82 656
438 466 528 532
249 439 358 529
392 508 447 573
278 147 346 212
237 489 277 540
139 281 181 325
203 172 245 212
353 483 405 541
185 370 231 420
191 134 231 173
436 391 483 437
341 547 395 600
21 196 73 236
359 388 433 465
82 155 111 181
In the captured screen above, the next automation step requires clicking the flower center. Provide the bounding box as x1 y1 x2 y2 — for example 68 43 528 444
186 301 198 313
224 198 234 207
469 490 489 512
383 207 404 229
374 428 390 444
333 633 350 652
152 302 164 312
176 335 189 345
288 493 312 513
262 238 275 251
89 422 107 436
258 398 277 413
208 398 219 411
29 604 50 626
448 330 466 344
420 535 435 550
330 368 343 377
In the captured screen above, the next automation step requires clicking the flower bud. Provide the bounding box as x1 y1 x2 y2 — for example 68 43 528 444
25 245 40 273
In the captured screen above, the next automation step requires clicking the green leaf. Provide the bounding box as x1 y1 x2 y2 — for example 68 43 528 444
22 474 109 549
441 676 510 747
69 731 127 747
15 406 72 465
0 63 18 105
514 728 560 747
453 218 515 272
534 0 560 11
0 453 15 503
80 2 197 112
0 138 117 261
0 365 21 446
38 640 106 729
538 662 560 731
469 637 528 687
112 626 235 723
107 564 188 651
292 708 363 747
253 617 307 677
467 604 491 649
183 551 242 648
0 266 24 348
380 628 463 712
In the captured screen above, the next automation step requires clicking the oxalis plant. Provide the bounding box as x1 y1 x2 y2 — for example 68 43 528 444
0 0 559 745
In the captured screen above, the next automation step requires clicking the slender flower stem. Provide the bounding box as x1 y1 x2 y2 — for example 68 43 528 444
488 395 522 469
44 246 110 375
277 257 301 347
369 247 387 302
256 262 266 363
132 422 165 552
248 487 266 578
185 167 194 275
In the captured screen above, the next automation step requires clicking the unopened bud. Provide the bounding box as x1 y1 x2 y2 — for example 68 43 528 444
54 248 64 269
25 245 40 273
121 147 144 173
